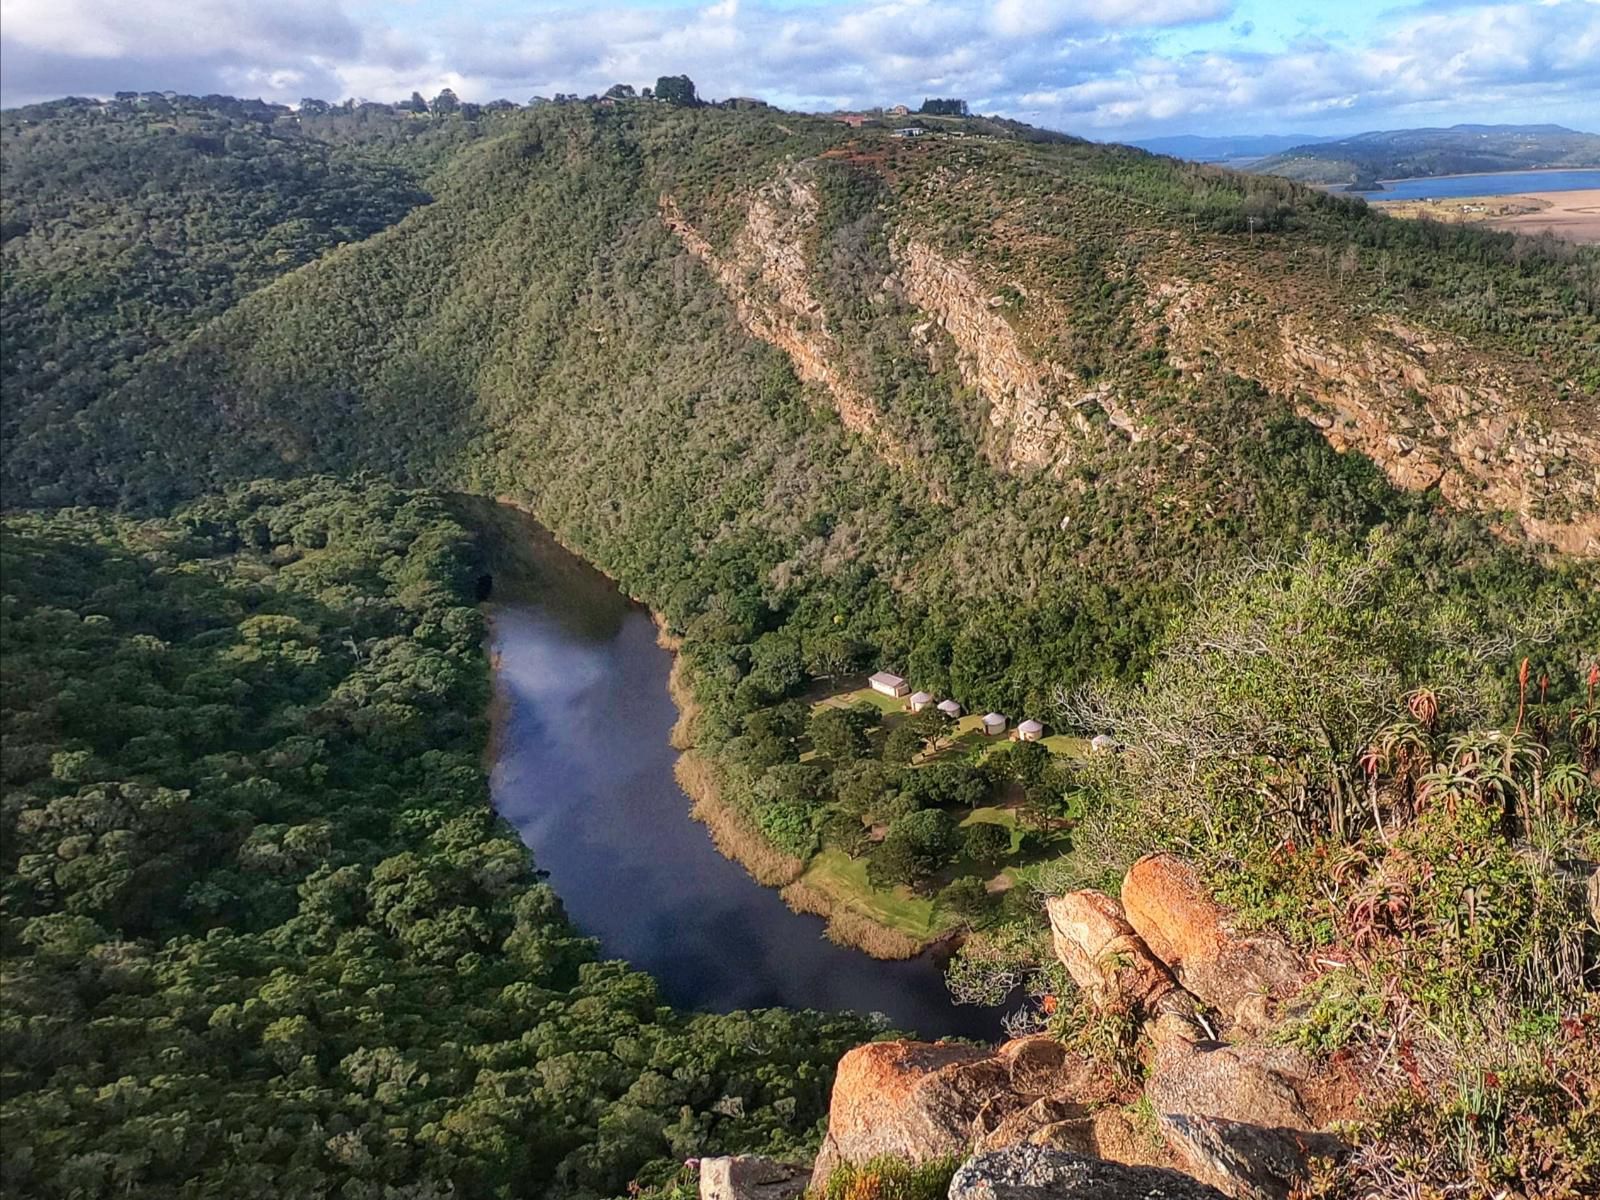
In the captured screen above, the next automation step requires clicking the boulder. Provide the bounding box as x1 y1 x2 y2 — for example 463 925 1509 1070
974 1102 1173 1167
1146 1029 1319 1132
809 1041 1019 1187
698 1155 808 1200
1044 891 1195 1023
810 1037 1144 1188
1121 855 1303 1036
995 1035 1099 1098
947 1147 1226 1200
1157 1114 1345 1200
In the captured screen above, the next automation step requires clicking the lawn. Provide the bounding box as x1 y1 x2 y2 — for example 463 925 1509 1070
810 682 907 716
801 848 957 940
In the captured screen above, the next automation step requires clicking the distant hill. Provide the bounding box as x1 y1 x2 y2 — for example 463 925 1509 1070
1248 123 1600 188
1130 132 1335 162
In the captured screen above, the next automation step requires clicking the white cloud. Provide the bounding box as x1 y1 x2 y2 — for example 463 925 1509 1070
1 0 1596 136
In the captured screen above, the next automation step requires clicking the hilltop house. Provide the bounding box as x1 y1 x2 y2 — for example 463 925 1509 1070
982 712 1007 737
869 671 909 698
888 104 910 116
937 699 963 719
1017 719 1044 742
909 691 934 712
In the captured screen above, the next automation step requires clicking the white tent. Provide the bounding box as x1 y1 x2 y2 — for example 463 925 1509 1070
981 712 1007 736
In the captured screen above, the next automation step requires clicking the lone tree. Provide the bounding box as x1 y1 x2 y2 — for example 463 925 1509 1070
654 75 700 107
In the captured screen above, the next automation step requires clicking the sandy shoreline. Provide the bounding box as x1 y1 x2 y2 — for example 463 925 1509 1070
1371 188 1600 244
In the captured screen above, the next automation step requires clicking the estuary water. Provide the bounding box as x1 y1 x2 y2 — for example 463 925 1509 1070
1365 168 1600 200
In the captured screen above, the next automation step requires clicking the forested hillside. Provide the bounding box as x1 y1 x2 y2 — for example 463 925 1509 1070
3 94 1595 906
0 477 876 1199
2 91 1598 1200
0 94 523 480
1248 123 1600 188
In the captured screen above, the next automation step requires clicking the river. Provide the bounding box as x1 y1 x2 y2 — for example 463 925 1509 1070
480 508 1003 1040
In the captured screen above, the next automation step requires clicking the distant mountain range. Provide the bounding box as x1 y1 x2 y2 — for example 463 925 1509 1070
1129 133 1336 162
1244 123 1600 188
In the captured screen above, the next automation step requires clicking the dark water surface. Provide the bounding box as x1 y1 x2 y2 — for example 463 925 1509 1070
1367 168 1600 200
483 512 1002 1040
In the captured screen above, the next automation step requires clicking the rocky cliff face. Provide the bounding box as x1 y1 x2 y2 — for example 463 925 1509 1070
1143 270 1600 556
892 239 1082 473
781 854 1354 1200
663 161 1598 558
659 182 941 498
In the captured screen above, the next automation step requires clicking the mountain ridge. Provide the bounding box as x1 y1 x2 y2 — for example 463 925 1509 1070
1245 122 1600 187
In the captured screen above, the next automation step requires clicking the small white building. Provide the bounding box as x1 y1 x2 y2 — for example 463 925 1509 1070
936 699 963 719
891 126 925 138
1090 733 1117 754
982 712 1007 737
1017 719 1044 742
869 671 909 698
908 691 934 712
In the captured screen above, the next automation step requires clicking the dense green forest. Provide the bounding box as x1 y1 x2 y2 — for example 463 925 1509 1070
1 93 1597 1197
0 478 877 1199
0 94 537 475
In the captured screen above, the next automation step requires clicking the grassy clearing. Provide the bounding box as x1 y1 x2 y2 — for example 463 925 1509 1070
780 879 927 959
799 849 957 941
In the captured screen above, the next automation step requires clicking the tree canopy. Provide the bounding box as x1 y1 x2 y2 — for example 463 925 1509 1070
0 477 878 1200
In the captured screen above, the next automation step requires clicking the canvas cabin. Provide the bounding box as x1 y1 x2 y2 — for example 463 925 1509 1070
869 671 909 698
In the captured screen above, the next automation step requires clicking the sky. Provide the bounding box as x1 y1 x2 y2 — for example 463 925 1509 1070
1 0 1596 139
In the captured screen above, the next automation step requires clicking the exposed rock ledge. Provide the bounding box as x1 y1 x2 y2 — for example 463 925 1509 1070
1144 272 1600 557
779 853 1351 1200
659 186 943 501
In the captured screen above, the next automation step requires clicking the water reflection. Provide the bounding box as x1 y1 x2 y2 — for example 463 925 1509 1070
483 516 1003 1039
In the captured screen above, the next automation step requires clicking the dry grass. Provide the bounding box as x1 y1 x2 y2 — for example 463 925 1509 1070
675 752 805 887
781 879 928 960
659 623 696 750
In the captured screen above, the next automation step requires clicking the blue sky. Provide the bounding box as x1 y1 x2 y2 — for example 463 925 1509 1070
2 0 1596 137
